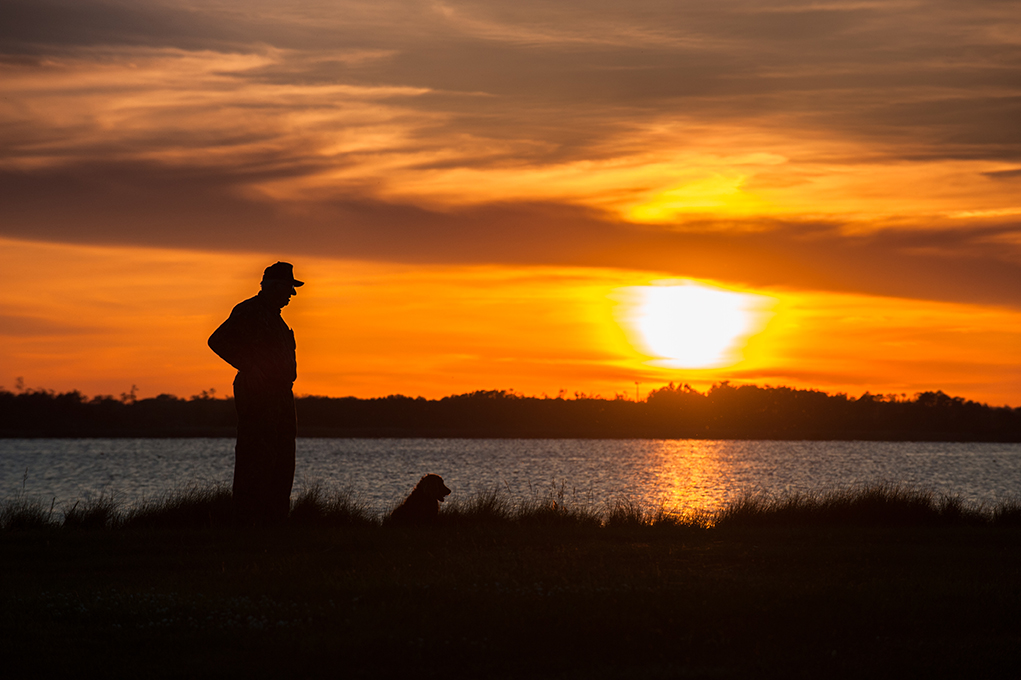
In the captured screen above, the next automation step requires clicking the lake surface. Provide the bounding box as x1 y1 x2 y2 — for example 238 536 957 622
2 438 1020 516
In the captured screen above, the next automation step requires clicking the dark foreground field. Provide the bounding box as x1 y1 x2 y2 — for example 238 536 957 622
2 487 1020 679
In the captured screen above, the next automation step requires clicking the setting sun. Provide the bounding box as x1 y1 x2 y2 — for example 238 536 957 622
616 282 773 369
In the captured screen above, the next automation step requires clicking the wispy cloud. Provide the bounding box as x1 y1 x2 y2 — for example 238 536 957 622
2 0 1020 310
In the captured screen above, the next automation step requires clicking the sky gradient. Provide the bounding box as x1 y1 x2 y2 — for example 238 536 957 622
2 1 1020 405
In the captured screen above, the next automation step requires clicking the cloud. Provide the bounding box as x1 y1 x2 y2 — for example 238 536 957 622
3 160 1020 308
984 168 1021 180
0 312 101 337
0 0 243 54
2 0 1021 308
4 0 1018 160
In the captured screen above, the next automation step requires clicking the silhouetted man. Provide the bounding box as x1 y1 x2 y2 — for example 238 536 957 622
209 262 303 525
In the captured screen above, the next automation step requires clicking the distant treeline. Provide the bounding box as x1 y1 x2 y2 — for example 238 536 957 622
1 383 1019 441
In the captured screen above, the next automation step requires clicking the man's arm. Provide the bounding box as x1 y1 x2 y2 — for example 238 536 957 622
209 298 291 387
208 306 251 372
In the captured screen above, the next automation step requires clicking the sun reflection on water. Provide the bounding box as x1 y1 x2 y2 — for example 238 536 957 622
644 440 738 517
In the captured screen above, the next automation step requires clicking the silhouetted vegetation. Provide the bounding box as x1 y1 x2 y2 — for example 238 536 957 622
0 386 235 437
3 483 1019 532
3 485 1020 679
2 382 1019 440
711 483 1009 529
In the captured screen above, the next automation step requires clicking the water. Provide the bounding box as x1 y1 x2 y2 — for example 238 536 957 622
2 438 1020 516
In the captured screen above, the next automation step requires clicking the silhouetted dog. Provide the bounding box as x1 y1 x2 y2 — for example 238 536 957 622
387 474 451 525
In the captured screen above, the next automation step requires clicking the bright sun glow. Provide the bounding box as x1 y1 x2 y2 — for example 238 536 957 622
625 174 769 222
616 282 772 369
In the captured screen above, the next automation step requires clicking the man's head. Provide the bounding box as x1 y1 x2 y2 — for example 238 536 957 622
260 261 303 308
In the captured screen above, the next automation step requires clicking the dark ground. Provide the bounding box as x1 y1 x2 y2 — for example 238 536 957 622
2 523 1019 679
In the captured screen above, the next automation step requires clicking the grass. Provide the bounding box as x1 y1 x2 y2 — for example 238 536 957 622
0 495 56 531
3 482 1017 532
712 482 1016 529
121 485 234 530
288 483 376 528
2 484 1020 679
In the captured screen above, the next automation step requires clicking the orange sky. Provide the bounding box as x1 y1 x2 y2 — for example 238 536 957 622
2 1 1020 406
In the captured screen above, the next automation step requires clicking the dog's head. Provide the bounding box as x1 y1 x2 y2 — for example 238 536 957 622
416 474 452 502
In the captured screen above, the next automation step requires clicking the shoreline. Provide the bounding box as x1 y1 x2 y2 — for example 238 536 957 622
5 431 1021 442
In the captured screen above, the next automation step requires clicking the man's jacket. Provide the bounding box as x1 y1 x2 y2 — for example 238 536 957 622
208 293 297 387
